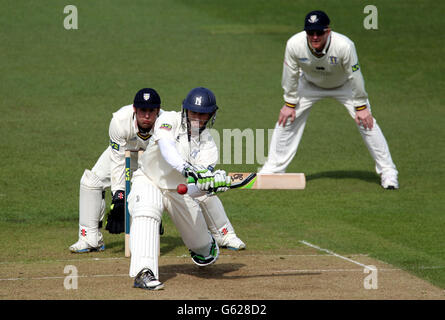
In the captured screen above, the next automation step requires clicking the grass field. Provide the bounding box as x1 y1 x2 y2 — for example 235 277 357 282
1 0 444 296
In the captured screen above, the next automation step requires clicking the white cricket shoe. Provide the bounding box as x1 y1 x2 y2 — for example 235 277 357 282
381 174 399 190
133 268 164 291
69 237 105 253
216 233 246 250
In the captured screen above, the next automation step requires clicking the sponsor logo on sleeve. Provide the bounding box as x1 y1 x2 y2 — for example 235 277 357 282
352 63 360 72
159 123 172 131
110 140 120 151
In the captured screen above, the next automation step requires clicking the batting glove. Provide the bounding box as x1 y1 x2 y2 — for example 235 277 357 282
210 169 231 194
105 190 125 234
182 163 215 191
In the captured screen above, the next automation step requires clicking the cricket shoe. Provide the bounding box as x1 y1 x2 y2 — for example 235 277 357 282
133 268 164 291
381 174 399 190
216 233 246 250
190 237 219 267
69 234 105 253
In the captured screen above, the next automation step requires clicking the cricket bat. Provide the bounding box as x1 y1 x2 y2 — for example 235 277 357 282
180 172 306 194
228 172 306 190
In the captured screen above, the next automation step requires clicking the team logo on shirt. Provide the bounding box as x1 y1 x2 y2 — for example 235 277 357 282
160 123 172 131
143 93 150 101
329 56 338 64
110 139 120 151
352 63 360 72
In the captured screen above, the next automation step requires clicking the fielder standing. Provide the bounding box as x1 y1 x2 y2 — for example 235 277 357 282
69 88 245 253
260 10 399 189
128 87 232 290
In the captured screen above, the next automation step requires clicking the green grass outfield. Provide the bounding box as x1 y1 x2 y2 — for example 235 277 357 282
1 0 444 291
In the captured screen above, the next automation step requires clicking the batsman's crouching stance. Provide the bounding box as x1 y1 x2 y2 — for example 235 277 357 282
69 88 245 254
129 87 231 290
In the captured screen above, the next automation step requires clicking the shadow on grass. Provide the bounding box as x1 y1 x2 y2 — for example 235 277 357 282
306 170 379 184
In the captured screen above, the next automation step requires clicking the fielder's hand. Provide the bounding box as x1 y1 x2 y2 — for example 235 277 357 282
355 108 374 130
105 190 125 234
278 104 296 127
209 169 231 194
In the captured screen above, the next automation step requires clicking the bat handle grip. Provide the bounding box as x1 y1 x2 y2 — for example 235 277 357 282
186 176 217 194
187 176 196 184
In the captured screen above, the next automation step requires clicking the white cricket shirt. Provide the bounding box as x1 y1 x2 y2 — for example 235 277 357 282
108 105 161 193
282 31 368 107
136 111 219 190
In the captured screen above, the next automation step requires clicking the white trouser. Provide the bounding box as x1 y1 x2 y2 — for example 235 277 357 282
197 195 235 238
128 173 214 278
261 78 398 177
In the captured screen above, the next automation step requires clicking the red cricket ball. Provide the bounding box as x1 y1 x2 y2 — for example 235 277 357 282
177 184 188 195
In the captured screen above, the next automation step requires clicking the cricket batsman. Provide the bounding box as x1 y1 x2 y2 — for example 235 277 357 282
69 88 245 253
129 87 231 290
260 10 399 189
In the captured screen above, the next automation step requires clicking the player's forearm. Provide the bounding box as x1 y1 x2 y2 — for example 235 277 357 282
109 148 126 193
349 71 368 107
158 138 187 173
282 63 300 105
343 43 368 107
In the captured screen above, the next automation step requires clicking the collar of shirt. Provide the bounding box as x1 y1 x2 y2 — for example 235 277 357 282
133 112 152 140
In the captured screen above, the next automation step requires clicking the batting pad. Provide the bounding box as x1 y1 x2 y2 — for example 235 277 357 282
79 185 104 230
129 216 160 279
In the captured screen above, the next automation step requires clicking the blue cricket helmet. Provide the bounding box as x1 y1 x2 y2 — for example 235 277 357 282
182 87 218 113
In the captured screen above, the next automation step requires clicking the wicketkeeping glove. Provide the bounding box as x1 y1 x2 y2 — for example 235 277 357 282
182 163 215 191
210 169 231 194
105 190 125 234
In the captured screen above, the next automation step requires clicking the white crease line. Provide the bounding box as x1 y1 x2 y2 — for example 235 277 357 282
0 253 369 265
2 267 444 282
300 240 375 270
0 274 128 281
0 257 126 265
275 268 400 273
